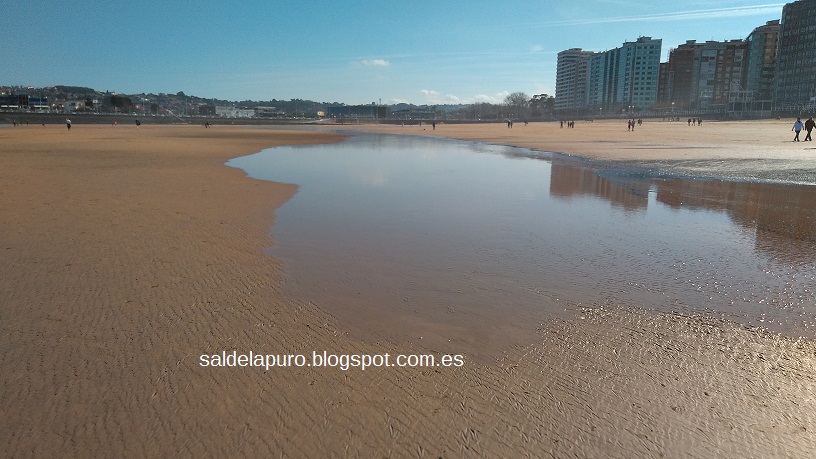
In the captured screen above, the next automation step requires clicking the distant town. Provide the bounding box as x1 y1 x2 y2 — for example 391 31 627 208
3 0 815 123
0 85 555 124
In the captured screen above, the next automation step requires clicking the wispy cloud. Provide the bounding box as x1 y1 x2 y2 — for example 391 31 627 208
359 59 391 67
539 4 785 26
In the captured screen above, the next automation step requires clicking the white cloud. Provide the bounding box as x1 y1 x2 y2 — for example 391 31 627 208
418 89 466 104
473 91 510 104
360 59 391 67
415 89 514 105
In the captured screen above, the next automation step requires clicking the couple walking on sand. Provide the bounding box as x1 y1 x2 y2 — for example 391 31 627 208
792 117 815 141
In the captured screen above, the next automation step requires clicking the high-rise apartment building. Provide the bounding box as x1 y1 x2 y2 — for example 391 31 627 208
557 37 661 115
775 0 816 108
615 37 662 111
657 41 699 110
586 50 617 114
745 20 781 104
657 62 671 107
692 40 749 110
555 48 594 113
714 40 748 106
658 39 749 111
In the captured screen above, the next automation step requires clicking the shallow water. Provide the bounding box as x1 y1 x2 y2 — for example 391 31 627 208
228 134 816 354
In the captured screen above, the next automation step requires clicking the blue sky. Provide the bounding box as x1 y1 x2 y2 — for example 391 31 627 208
1 1 786 105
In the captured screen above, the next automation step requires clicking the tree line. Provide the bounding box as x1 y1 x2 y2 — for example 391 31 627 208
448 92 555 120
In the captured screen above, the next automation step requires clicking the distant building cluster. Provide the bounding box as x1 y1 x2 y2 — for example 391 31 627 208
0 94 50 110
0 86 397 120
555 0 816 117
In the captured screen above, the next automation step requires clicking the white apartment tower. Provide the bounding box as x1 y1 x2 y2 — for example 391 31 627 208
557 37 661 115
555 48 594 113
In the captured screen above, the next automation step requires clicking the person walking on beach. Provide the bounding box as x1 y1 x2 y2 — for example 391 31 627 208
66 119 71 130
805 117 815 141
792 117 804 141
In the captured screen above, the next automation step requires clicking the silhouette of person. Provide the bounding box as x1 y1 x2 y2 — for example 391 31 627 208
805 117 815 141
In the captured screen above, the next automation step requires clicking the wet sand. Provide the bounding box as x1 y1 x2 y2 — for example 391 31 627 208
2 123 815 457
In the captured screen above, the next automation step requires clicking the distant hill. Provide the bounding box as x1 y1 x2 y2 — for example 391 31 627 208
53 85 97 95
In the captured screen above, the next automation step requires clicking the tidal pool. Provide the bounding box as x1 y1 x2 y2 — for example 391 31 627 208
228 133 816 354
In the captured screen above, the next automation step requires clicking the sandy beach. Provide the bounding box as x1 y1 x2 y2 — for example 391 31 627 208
339 118 815 161
2 122 815 457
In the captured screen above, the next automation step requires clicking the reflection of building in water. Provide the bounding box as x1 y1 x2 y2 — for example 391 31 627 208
548 159 816 262
549 162 649 212
655 179 816 263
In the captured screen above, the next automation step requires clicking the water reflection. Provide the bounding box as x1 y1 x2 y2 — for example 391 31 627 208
228 134 816 355
549 160 816 265
549 162 650 212
653 180 816 265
